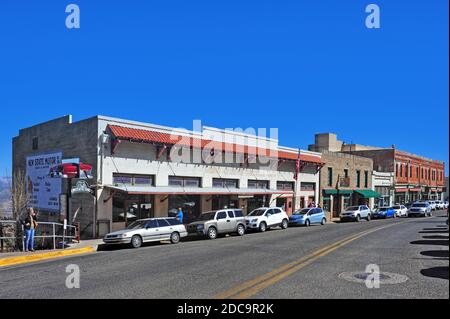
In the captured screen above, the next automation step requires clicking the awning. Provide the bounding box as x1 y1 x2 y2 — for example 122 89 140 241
395 188 408 193
355 189 381 198
323 189 353 195
105 185 293 196
409 188 421 192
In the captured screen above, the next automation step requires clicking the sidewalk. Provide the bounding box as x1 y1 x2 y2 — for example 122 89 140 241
0 239 103 268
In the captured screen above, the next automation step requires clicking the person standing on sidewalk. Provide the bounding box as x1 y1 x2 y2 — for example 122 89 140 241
21 208 38 252
176 207 184 224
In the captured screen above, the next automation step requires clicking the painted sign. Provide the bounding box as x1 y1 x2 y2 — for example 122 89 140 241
26 152 63 213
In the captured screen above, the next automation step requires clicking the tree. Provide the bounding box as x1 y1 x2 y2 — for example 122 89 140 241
11 170 30 250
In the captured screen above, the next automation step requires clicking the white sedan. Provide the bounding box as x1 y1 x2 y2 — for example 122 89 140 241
392 204 408 217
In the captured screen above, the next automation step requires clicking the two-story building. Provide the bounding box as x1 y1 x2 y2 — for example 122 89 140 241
13 115 323 238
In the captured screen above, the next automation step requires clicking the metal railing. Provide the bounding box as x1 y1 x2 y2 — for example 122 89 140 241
0 220 80 252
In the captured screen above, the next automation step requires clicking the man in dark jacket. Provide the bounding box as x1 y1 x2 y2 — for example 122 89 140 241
21 208 38 252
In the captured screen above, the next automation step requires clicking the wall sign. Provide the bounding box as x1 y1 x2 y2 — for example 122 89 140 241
26 152 63 213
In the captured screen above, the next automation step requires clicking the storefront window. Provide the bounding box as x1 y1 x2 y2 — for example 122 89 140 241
112 193 154 223
168 195 201 223
212 195 238 210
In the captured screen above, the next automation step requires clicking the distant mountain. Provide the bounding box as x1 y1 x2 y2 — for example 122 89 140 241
0 177 12 217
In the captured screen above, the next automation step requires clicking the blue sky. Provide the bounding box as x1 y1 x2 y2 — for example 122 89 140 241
0 0 448 176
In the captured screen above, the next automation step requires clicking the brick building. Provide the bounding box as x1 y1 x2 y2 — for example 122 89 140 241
310 133 446 204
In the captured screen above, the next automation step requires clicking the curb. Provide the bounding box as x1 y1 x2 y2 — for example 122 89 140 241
0 246 96 268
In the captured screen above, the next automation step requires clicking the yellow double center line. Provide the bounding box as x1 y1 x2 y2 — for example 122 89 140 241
214 222 401 299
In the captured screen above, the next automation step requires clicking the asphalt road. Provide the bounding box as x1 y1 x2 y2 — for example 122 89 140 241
0 211 448 299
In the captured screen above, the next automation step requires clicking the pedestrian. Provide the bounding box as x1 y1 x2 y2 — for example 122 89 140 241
176 207 184 224
21 207 38 252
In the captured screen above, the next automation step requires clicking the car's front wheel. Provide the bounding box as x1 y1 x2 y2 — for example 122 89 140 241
281 219 288 229
170 232 180 244
259 222 267 232
207 227 217 239
236 224 245 236
130 235 142 248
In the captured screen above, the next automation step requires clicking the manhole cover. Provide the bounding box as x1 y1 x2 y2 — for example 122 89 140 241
339 271 409 285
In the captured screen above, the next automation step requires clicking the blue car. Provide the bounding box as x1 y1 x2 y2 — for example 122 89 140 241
289 208 327 226
372 207 396 219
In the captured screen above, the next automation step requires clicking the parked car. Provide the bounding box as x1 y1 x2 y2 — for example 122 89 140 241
289 207 327 226
187 209 246 239
444 201 449 209
372 207 396 219
404 202 413 209
103 217 188 248
392 204 408 217
245 207 289 232
435 201 445 210
428 201 437 211
339 205 371 222
408 202 432 217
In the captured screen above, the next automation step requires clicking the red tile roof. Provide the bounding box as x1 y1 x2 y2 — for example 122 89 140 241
108 125 323 164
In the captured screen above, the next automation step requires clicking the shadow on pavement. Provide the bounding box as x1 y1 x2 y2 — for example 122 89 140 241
420 250 449 258
422 235 449 240
420 266 449 280
419 230 449 234
411 240 449 246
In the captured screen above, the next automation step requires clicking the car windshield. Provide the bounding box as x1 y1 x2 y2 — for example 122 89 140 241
392 206 401 209
293 208 310 215
346 206 360 211
198 211 217 221
248 209 267 216
376 207 389 212
412 203 427 208
126 220 147 229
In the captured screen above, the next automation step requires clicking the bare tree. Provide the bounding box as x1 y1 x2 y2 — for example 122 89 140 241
11 169 29 221
10 170 29 249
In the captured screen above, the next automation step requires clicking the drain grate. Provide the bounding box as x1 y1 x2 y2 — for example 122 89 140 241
339 271 409 285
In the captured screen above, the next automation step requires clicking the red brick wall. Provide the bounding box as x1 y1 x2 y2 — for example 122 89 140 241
394 151 445 187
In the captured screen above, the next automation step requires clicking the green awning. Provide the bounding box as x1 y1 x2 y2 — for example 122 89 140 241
323 189 353 195
355 189 381 198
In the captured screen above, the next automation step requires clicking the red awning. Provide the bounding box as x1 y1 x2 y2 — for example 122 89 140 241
409 188 421 192
395 188 408 193
108 125 324 164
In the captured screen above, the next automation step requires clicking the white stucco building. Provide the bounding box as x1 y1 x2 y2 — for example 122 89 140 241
13 115 323 238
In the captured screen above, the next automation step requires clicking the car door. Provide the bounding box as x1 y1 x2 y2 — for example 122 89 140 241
312 209 322 223
271 208 283 225
265 209 276 226
156 218 172 240
216 211 229 233
143 219 160 242
360 206 368 218
227 210 237 231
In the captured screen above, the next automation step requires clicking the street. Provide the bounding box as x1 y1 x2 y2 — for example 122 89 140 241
0 211 448 299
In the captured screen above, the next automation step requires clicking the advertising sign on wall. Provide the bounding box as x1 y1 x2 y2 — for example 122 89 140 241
26 152 63 213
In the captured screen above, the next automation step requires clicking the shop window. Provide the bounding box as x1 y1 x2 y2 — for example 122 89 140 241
169 176 201 187
134 176 153 185
248 180 269 189
213 178 238 188
344 169 349 178
277 181 294 191
301 183 315 191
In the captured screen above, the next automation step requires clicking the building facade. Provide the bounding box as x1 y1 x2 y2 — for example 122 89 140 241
310 133 446 204
13 115 323 238
311 150 375 217
372 171 395 207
